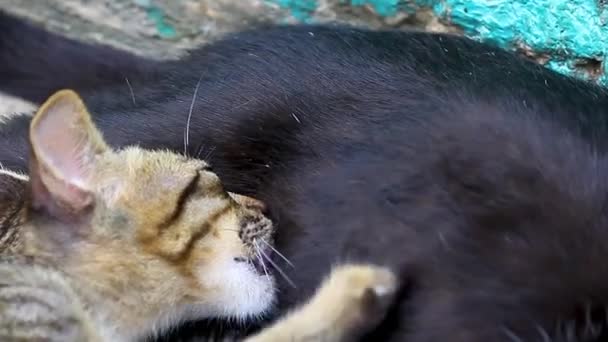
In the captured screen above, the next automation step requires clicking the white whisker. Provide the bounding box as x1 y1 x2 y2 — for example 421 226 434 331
184 75 203 156
291 112 301 124
195 143 206 159
253 241 271 283
256 240 297 288
125 77 136 105
259 238 294 268
501 327 524 342
204 146 216 160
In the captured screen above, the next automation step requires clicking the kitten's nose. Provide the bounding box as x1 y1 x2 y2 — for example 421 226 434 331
238 214 274 248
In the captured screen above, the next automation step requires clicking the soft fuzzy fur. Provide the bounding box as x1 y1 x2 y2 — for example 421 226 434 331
3 11 608 341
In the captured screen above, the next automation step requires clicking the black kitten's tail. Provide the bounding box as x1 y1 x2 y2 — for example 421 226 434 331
0 11 161 104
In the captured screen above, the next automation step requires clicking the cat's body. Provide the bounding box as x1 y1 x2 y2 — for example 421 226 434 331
3 11 608 341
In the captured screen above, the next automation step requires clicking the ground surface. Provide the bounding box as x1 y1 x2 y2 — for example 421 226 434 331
0 0 454 116
2 0 606 115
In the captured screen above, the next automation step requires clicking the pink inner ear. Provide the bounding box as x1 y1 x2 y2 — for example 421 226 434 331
28 91 105 218
32 97 92 189
30 161 93 219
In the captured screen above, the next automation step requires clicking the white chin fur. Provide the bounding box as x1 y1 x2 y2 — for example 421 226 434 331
144 260 276 339
201 259 277 321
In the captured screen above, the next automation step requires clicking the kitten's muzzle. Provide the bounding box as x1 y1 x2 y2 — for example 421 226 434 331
233 246 275 275
238 214 274 247
251 246 274 275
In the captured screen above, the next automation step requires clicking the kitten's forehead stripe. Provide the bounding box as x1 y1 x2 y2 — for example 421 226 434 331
157 172 201 230
162 204 233 265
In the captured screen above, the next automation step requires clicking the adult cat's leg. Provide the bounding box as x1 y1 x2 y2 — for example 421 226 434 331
245 264 398 342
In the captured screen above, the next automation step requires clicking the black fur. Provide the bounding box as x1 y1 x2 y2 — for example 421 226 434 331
3 11 608 341
0 12 163 104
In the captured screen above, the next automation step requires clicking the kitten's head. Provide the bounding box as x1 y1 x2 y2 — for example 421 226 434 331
22 90 276 335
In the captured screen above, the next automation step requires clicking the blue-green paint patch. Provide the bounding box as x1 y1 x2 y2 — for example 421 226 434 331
434 0 608 84
146 6 177 39
349 0 400 17
132 1 177 39
436 0 608 59
264 0 608 84
268 0 318 21
346 0 435 16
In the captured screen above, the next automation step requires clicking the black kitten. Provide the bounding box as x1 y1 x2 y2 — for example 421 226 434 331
3 11 608 341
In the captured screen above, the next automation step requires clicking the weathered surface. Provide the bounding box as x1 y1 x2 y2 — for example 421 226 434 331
1 0 607 103
282 0 608 85
0 0 457 59
0 0 292 59
434 0 608 85
0 0 451 114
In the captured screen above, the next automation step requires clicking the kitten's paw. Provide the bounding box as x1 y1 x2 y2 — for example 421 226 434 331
244 264 398 342
320 264 398 330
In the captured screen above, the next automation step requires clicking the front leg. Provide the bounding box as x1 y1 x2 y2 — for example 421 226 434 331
246 264 398 342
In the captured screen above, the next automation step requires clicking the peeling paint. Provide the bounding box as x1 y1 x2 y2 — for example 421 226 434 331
270 0 608 85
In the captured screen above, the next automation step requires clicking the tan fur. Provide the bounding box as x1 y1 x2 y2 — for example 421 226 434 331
246 264 398 342
5 90 277 340
0 90 398 341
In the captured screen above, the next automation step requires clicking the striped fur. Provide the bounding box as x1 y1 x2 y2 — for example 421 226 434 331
0 170 27 254
0 256 99 341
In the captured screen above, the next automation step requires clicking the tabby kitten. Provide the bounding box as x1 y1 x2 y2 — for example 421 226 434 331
0 90 397 341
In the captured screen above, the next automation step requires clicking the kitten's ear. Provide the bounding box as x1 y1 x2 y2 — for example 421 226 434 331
28 90 109 221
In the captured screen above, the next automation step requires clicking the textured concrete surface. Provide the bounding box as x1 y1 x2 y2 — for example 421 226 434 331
3 0 605 115
0 0 453 116
0 0 293 115
0 0 292 59
0 0 456 59
277 0 608 85
435 0 608 85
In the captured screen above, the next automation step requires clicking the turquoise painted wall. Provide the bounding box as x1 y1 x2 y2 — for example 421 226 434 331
269 0 608 85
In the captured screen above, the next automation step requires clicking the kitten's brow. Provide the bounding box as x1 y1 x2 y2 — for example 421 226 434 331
158 173 200 229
